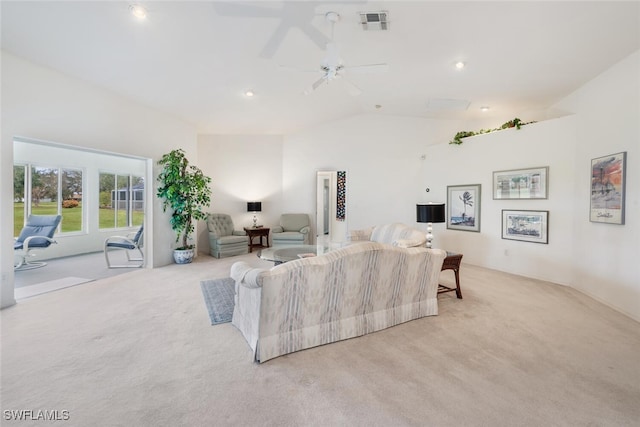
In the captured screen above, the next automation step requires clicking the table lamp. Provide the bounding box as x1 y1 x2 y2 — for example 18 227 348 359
247 201 262 228
416 203 446 248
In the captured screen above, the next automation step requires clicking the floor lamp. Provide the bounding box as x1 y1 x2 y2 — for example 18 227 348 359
416 203 446 248
247 201 262 228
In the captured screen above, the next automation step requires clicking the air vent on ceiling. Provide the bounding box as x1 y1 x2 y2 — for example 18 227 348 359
359 11 389 31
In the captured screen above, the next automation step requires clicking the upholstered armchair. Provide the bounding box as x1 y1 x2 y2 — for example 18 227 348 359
271 213 311 246
207 213 248 258
348 223 427 248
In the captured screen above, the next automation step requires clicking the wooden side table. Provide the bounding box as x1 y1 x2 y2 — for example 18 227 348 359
244 227 270 253
438 251 463 299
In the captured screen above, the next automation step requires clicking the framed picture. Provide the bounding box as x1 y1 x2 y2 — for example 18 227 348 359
447 184 481 232
501 210 549 244
590 152 626 225
493 166 548 199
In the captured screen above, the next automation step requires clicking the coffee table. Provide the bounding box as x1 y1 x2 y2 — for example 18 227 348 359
258 243 341 265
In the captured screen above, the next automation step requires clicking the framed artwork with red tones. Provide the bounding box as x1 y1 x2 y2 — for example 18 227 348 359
590 152 626 225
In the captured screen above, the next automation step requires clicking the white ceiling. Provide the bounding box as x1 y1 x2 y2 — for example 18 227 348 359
2 1 639 135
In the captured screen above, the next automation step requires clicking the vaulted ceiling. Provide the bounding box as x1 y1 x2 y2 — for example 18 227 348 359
2 1 639 134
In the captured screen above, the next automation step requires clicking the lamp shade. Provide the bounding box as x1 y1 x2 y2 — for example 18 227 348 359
416 203 445 223
247 201 262 212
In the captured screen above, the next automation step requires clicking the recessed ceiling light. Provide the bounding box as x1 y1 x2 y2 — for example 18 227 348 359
480 106 490 112
244 90 255 97
455 61 466 70
129 4 147 19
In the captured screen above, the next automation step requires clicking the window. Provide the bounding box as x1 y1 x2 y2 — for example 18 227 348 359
13 164 83 236
13 165 26 237
99 173 144 229
61 168 83 232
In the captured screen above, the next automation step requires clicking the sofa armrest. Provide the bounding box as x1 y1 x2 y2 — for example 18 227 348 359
300 226 310 234
393 238 426 248
272 226 284 233
232 230 247 236
230 262 265 289
348 227 374 242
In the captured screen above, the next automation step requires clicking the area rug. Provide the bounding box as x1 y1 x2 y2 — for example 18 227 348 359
200 277 235 325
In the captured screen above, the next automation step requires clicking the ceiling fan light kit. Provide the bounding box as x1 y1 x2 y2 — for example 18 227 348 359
302 11 389 96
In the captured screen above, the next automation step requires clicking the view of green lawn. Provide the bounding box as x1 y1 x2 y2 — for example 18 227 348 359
14 202 143 237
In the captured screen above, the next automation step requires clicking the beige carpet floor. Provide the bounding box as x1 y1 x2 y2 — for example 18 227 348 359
1 252 639 426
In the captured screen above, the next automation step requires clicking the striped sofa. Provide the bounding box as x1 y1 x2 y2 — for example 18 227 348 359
348 222 427 248
230 241 446 363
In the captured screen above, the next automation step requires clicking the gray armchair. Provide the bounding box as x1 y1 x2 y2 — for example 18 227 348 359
271 213 311 246
207 213 248 258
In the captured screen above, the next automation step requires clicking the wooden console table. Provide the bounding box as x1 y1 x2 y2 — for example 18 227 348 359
438 251 463 299
244 227 270 253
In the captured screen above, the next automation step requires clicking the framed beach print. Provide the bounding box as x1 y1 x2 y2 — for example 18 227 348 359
590 152 626 225
447 184 481 232
501 210 549 244
493 166 548 199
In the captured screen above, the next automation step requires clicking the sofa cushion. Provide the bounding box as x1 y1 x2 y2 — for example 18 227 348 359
351 223 427 248
272 231 305 241
215 235 248 246
393 238 425 248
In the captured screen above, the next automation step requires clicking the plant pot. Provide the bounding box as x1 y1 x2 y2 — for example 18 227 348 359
173 248 194 264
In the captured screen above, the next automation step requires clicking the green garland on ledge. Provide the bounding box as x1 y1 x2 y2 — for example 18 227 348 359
449 118 536 145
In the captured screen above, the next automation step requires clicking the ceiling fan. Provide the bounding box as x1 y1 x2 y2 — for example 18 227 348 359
302 12 389 96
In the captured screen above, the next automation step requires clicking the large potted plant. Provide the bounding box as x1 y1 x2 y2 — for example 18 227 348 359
156 149 212 264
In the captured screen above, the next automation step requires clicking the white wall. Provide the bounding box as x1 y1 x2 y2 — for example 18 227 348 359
423 117 577 285
283 114 463 239
196 134 283 254
1 51 198 308
558 50 639 320
423 50 639 321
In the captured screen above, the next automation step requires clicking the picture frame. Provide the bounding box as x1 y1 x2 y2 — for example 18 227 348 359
501 210 549 244
493 166 548 200
590 152 626 225
447 184 481 232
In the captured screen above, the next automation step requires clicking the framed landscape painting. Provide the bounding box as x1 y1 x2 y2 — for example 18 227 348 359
590 152 626 225
502 210 548 244
447 184 481 232
493 166 548 199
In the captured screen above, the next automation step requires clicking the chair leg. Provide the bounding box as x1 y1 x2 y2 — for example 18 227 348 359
14 251 49 271
105 247 144 269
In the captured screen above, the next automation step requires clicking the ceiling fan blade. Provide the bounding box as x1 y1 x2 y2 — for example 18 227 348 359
304 76 327 95
304 22 332 51
279 64 319 73
260 23 290 58
345 63 389 74
340 78 362 96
